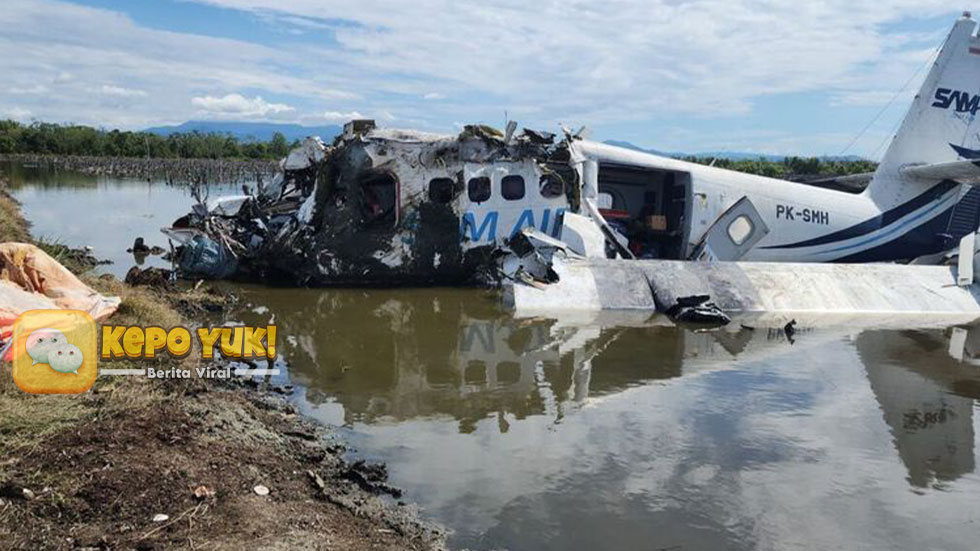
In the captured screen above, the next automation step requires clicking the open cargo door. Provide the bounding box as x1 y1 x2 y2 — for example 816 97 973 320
690 196 769 261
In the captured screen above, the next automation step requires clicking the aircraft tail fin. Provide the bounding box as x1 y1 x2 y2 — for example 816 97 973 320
872 14 980 201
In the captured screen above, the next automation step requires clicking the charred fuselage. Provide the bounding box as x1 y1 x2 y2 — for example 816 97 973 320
165 122 578 286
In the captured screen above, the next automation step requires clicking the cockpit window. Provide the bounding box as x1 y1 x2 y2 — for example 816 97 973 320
502 175 525 201
468 177 491 203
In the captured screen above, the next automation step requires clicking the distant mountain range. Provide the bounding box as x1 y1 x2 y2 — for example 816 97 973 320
603 140 867 162
144 121 342 142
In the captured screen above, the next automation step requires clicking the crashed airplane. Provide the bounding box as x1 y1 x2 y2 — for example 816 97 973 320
166 120 577 285
166 14 980 323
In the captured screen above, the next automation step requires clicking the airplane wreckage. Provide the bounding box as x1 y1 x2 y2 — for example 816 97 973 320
165 14 980 326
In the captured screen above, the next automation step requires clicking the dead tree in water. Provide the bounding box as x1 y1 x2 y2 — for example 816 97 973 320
0 154 279 187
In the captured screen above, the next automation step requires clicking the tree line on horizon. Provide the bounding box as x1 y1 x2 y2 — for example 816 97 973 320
0 120 294 160
0 120 879 177
681 155 877 179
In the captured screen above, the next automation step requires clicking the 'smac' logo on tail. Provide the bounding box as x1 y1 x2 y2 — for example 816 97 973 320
932 87 980 115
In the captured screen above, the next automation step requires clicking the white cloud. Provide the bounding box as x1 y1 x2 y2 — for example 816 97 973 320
830 90 900 107
9 84 48 95
0 0 967 154
321 110 364 122
0 0 354 128
3 107 32 120
191 93 294 117
101 84 147 97
187 0 958 122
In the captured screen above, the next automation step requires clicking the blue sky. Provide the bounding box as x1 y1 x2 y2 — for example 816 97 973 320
0 0 968 157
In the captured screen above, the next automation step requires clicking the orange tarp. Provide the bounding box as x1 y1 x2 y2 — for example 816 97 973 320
1 242 120 360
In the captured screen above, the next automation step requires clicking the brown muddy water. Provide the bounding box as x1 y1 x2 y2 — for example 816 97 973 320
6 164 980 551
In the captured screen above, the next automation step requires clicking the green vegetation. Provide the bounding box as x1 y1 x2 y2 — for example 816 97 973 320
682 155 878 179
0 119 879 178
0 183 30 243
0 119 294 160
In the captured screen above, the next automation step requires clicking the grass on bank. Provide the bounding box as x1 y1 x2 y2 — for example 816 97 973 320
0 177 192 453
0 183 30 243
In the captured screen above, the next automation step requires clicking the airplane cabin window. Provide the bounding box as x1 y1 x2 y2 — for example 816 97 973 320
359 170 398 225
428 177 456 204
597 192 614 209
468 176 491 203
464 361 487 385
502 175 526 200
728 215 754 245
539 173 564 198
497 361 521 384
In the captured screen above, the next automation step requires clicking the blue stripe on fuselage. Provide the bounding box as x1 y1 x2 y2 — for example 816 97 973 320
761 180 959 250
835 205 958 262
815 190 958 255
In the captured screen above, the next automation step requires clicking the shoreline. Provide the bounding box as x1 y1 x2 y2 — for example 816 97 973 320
0 153 279 185
0 176 447 550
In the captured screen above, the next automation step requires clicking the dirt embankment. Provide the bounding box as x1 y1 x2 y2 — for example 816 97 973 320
1 178 30 244
0 178 447 550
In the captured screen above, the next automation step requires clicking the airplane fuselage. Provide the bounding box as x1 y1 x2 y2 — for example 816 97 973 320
565 140 978 263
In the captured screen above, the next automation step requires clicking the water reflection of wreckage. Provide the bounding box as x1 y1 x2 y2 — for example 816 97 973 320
236 289 796 429
236 288 980 487
859 328 980 488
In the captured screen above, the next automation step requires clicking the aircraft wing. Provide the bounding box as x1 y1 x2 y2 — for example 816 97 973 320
900 160 980 184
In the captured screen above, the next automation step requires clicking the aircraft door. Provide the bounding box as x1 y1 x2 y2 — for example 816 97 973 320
690 196 769 261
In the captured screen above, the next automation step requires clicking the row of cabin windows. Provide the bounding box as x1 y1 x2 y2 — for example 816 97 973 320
427 174 564 205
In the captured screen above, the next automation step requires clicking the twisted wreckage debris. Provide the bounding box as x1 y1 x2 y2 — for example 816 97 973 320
164 120 577 286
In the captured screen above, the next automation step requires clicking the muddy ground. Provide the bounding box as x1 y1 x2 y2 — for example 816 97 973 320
0 178 447 550
0 376 446 551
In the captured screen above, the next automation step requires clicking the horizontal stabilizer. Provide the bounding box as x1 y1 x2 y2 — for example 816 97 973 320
900 160 980 185
795 172 873 192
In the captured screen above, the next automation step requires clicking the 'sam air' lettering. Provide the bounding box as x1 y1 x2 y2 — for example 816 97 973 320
460 208 565 242
460 211 498 241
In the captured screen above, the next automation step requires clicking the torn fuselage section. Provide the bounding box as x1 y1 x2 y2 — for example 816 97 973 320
163 122 577 285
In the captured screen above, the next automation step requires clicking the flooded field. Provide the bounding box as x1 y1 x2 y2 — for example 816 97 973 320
6 165 980 550
1 161 237 276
